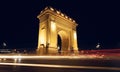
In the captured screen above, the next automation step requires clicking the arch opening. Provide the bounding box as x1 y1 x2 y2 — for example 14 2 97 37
57 30 69 54
57 35 62 54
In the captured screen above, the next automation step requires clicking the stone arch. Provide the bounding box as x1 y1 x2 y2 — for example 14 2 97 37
37 7 78 55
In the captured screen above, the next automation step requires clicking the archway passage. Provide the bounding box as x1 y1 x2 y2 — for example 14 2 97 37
58 30 69 54
57 35 61 54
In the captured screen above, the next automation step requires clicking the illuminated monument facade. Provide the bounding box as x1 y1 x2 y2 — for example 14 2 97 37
37 7 78 55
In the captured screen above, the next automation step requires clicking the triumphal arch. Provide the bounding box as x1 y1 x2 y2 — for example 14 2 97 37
37 7 78 55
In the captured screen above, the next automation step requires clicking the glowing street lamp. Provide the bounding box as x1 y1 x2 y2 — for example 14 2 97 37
96 43 100 49
3 42 7 48
3 42 6 46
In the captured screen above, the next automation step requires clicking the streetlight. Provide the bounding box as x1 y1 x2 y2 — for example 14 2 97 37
96 43 100 49
3 42 7 48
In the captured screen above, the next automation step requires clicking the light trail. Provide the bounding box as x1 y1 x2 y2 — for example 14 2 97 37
0 55 103 59
0 63 120 71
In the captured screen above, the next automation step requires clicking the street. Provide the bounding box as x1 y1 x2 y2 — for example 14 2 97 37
0 55 120 72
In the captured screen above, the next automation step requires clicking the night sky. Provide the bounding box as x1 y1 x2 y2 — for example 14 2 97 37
0 0 120 50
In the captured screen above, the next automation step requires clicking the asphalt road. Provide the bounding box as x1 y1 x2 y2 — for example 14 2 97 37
0 55 120 72
0 65 120 72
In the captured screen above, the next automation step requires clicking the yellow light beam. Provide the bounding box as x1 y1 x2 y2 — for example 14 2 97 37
0 55 103 59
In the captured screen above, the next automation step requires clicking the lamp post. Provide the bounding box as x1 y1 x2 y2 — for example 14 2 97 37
3 42 7 49
96 43 100 49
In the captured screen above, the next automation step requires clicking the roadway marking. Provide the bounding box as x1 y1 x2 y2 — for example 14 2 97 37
0 63 120 71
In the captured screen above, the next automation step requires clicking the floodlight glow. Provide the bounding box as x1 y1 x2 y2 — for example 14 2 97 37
74 31 77 40
51 21 56 31
56 11 60 14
